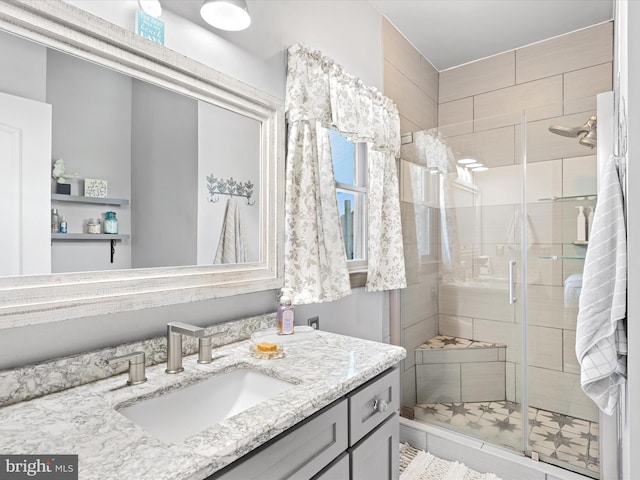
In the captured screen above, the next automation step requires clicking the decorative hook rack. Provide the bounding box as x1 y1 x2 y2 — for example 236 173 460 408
206 174 255 206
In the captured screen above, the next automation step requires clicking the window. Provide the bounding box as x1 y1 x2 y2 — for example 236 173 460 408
329 129 367 269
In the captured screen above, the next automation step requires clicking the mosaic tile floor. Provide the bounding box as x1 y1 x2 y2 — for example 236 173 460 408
414 400 599 478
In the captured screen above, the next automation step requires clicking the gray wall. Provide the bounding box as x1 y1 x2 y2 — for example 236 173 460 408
131 79 198 268
0 30 46 102
47 49 133 272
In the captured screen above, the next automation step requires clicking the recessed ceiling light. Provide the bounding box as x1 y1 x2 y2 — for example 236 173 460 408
457 158 476 165
472 166 489 172
466 163 483 168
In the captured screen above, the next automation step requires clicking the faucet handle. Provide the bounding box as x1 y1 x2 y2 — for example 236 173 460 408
107 351 147 386
197 331 228 364
167 322 205 337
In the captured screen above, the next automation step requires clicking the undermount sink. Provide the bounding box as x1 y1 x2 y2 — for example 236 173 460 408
117 368 295 443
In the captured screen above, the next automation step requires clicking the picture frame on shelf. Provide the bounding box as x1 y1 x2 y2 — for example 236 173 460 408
84 178 108 198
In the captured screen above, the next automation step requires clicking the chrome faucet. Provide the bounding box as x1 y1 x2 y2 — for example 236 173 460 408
107 351 147 386
166 322 205 373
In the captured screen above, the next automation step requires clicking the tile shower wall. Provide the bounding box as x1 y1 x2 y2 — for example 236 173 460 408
382 18 440 408
437 22 613 423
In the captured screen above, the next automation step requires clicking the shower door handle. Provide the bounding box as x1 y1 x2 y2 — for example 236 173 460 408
508 260 517 304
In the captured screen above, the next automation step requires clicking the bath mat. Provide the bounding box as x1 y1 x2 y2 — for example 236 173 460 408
399 443 502 480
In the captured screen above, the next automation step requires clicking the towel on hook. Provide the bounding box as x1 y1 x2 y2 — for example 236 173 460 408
575 156 627 415
214 197 247 264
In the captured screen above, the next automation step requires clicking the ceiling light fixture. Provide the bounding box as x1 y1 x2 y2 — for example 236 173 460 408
138 0 162 18
471 166 488 172
457 158 476 165
200 0 251 31
465 163 483 169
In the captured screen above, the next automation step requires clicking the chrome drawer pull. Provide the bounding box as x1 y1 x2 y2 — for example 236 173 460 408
372 398 388 413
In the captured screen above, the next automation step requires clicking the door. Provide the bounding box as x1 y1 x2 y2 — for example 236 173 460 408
0 91 52 276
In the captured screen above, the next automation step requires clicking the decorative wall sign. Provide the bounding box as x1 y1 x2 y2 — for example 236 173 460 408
84 178 108 198
135 10 165 46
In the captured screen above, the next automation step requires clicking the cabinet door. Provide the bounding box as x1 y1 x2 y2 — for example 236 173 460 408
212 399 348 480
312 453 349 480
349 367 400 446
350 413 399 480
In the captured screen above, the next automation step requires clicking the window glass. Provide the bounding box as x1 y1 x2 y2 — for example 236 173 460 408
329 129 355 185
329 129 366 264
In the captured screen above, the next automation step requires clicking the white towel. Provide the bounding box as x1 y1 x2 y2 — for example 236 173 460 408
214 198 247 264
575 156 627 415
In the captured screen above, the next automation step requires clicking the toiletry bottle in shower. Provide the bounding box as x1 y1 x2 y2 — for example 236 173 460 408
587 207 595 240
59 217 67 234
576 206 587 242
277 289 295 335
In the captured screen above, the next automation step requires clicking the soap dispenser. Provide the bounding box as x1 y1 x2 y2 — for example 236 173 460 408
576 206 587 242
277 288 295 335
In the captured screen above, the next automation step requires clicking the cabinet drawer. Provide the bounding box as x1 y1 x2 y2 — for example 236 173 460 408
212 399 348 480
350 413 399 480
348 367 399 446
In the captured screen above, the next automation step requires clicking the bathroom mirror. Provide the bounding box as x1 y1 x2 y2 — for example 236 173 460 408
0 1 284 328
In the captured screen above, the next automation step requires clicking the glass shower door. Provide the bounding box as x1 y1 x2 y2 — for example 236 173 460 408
402 111 527 455
399 100 603 479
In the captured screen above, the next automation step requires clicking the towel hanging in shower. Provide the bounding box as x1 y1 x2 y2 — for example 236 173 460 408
575 156 627 415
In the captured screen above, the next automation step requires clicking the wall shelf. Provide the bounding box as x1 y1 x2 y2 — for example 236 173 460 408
537 194 597 203
51 194 129 206
540 255 585 261
51 233 129 241
51 233 129 263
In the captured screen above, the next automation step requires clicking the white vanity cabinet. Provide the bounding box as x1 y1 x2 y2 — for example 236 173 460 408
210 366 400 480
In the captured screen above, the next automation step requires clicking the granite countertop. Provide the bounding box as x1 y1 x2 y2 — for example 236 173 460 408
0 331 405 480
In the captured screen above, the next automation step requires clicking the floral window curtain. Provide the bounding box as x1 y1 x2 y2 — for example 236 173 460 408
284 44 406 304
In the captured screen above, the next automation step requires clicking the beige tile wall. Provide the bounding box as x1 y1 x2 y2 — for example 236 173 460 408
382 18 438 134
435 22 613 422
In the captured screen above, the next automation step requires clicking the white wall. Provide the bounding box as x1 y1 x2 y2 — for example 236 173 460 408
0 1 388 369
64 0 383 98
197 103 260 264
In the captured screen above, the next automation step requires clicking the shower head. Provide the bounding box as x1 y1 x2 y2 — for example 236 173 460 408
548 115 597 147
579 129 597 148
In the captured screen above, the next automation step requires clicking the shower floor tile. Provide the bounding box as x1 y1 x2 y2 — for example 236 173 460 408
414 400 600 478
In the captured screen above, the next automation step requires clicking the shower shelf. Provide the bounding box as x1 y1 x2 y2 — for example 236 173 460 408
540 255 585 261
537 194 596 202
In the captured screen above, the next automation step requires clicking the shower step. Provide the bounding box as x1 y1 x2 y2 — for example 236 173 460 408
415 335 507 404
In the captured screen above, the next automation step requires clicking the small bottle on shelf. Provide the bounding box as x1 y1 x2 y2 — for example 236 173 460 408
59 217 67 234
576 206 587 242
87 218 101 234
103 211 118 234
51 208 60 233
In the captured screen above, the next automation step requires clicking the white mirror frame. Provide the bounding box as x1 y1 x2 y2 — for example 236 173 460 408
0 0 284 329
